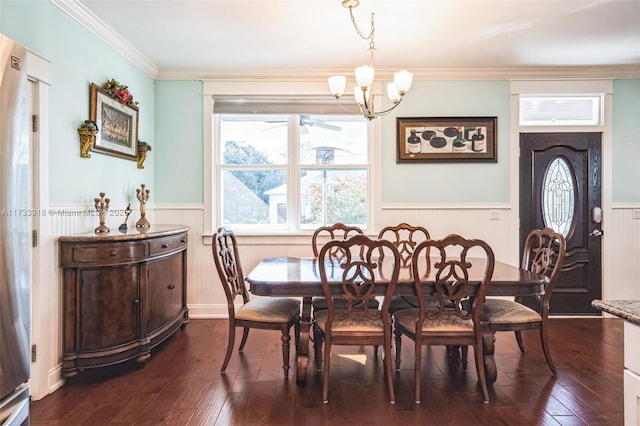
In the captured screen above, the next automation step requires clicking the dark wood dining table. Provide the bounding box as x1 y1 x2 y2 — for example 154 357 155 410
245 256 549 385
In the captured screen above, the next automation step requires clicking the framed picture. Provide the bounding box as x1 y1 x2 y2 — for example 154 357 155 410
397 117 497 162
90 83 138 161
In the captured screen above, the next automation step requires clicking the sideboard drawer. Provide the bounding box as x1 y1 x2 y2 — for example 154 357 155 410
70 243 146 264
149 234 187 256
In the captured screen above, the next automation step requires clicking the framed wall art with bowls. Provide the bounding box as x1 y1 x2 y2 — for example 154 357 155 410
397 116 497 163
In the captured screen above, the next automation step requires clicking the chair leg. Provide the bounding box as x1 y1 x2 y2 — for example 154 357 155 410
414 341 422 404
384 335 395 404
238 327 250 352
294 321 301 350
394 327 402 371
280 326 291 378
515 330 526 354
313 323 323 371
473 338 490 404
221 321 236 373
322 337 331 403
461 345 468 371
540 324 557 375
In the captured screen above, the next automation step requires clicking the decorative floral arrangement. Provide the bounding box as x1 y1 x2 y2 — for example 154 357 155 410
79 119 99 132
138 140 152 151
103 78 139 108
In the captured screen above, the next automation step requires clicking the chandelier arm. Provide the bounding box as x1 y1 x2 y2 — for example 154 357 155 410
334 96 364 115
363 97 404 120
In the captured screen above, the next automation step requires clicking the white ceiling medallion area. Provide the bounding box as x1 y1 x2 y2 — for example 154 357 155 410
52 0 640 81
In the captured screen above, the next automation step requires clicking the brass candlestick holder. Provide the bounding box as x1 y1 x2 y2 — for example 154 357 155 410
94 192 110 234
135 184 151 228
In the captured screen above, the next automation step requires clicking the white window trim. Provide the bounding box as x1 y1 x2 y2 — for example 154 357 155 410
202 79 383 239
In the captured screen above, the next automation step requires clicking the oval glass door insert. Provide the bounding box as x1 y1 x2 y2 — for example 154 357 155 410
542 157 575 237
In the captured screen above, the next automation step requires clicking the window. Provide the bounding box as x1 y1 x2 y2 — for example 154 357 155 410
519 95 602 126
214 111 370 232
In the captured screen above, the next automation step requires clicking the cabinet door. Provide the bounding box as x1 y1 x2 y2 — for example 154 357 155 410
148 253 184 331
79 266 140 351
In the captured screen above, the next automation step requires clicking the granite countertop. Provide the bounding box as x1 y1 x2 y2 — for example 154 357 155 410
592 300 640 326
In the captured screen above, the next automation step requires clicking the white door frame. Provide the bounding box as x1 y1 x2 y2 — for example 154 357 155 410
27 50 54 400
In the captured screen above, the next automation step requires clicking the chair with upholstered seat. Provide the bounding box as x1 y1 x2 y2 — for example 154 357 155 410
311 223 379 368
377 223 432 315
314 234 401 403
311 223 369 311
213 227 301 378
482 228 566 375
393 234 495 404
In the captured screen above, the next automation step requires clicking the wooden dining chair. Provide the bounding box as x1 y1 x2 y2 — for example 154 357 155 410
311 223 379 368
482 228 566 375
377 223 433 315
314 234 401 403
213 227 301 378
393 234 495 404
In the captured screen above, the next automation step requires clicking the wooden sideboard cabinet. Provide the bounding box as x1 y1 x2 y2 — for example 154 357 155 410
59 225 190 378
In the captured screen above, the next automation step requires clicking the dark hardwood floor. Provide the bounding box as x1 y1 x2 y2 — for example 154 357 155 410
31 318 624 425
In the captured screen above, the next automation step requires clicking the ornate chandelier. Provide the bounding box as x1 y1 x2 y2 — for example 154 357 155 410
328 0 413 120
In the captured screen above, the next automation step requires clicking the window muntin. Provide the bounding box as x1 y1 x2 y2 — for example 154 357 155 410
217 113 369 231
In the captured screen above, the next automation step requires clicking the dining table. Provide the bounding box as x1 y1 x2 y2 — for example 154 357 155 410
245 256 549 385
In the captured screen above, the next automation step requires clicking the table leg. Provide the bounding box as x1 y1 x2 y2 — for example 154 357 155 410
483 332 497 383
296 296 313 385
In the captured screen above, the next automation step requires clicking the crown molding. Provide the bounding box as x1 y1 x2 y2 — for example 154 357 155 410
49 0 158 78
156 65 640 81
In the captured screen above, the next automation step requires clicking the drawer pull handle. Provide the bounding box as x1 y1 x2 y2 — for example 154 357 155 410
180 239 186 243
110 251 117 257
168 284 176 290
133 299 140 305
162 244 169 249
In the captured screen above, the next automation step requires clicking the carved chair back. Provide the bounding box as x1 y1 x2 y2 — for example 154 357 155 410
378 222 431 269
521 228 566 312
213 227 249 313
312 223 365 262
411 234 495 329
318 234 401 328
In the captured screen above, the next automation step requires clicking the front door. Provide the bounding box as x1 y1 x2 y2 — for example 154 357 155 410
520 132 602 315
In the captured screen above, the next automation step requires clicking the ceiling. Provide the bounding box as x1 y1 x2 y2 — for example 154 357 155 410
72 0 640 79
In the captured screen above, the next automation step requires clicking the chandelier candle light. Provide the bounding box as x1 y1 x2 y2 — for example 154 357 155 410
328 0 413 120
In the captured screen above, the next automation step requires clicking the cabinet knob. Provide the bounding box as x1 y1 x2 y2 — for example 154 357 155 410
180 239 186 243
162 244 169 249
110 251 117 256
133 299 140 304
168 284 176 290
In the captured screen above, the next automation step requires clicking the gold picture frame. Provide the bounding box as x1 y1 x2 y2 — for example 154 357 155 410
90 83 138 161
397 116 497 163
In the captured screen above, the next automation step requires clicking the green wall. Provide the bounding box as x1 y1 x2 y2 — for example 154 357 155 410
1 0 154 207
154 81 203 204
380 80 510 204
2 1 637 207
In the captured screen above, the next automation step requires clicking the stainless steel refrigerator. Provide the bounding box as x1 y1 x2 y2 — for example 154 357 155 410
0 32 31 426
